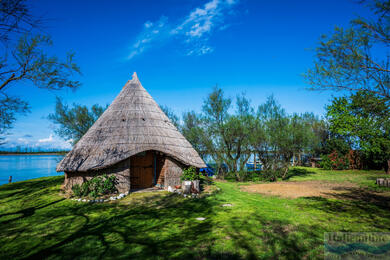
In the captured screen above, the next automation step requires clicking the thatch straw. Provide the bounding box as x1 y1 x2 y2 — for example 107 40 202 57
57 72 206 172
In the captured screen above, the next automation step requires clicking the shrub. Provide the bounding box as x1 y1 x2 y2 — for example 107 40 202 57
72 184 82 197
181 166 199 181
72 174 117 198
320 151 349 170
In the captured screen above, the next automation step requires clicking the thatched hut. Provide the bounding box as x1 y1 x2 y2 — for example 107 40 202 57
57 73 206 193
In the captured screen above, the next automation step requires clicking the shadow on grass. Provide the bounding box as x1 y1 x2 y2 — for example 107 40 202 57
0 176 64 200
225 214 322 259
1 177 325 259
283 168 316 180
301 187 390 230
22 194 224 259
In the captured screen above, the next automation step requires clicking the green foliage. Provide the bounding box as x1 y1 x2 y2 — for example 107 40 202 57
326 91 390 172
71 184 82 197
181 166 199 181
253 96 323 179
320 151 349 170
72 174 117 198
48 97 107 144
181 111 210 160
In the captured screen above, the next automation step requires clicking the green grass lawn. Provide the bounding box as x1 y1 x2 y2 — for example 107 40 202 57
1 167 389 259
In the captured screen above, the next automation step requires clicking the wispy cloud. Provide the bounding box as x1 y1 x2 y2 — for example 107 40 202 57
128 0 239 59
2 133 72 151
38 134 54 143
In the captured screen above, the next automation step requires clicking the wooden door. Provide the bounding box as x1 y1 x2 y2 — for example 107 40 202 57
130 151 154 189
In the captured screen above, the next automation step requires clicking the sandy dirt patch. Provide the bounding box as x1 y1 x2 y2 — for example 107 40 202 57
241 181 358 199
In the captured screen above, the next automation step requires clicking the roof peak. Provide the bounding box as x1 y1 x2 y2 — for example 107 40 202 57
131 72 138 82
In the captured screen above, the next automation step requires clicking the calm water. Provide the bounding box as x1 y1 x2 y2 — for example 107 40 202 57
0 155 64 185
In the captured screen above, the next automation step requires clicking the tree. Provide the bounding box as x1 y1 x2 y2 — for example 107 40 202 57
48 97 106 145
201 87 256 180
304 0 390 101
254 96 322 179
222 94 255 180
202 86 232 176
0 0 81 143
326 91 390 173
181 111 210 160
255 96 286 173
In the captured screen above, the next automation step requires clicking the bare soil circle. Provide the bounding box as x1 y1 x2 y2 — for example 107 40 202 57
240 181 358 199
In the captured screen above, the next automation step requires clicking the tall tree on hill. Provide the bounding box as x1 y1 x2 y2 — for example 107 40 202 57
0 0 81 144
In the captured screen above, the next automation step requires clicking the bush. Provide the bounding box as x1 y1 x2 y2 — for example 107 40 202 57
181 166 199 181
72 184 82 197
320 151 349 170
72 174 117 198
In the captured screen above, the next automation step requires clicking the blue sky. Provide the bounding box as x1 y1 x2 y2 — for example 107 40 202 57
4 0 372 150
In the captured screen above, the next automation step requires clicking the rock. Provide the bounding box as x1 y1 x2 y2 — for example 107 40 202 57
196 217 206 221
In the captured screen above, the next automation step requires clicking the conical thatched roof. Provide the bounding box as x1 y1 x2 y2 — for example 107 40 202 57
57 73 206 172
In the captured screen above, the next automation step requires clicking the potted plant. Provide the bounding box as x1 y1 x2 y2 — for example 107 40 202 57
181 166 200 194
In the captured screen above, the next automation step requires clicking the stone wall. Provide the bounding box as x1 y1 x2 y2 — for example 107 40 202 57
63 158 131 194
162 157 184 188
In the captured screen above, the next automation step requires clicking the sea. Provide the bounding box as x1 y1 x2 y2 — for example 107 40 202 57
0 155 64 185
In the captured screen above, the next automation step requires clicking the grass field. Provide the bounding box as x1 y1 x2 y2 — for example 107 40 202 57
1 167 389 259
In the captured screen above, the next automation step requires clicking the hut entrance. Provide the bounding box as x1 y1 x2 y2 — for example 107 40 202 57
130 151 154 189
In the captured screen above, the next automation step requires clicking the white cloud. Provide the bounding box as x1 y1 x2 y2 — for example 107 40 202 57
17 138 29 144
128 0 239 59
38 134 54 143
1 133 72 151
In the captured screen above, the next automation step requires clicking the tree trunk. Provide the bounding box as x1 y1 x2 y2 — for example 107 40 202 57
254 153 257 172
387 159 390 174
292 153 296 166
298 153 302 166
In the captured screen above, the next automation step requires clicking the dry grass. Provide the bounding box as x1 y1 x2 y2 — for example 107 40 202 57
240 180 360 199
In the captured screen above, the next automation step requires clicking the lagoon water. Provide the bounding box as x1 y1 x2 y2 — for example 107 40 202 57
0 155 64 185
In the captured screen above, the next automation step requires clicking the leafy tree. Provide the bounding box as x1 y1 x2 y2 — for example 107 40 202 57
304 0 390 101
255 96 286 172
202 86 232 176
0 0 81 143
181 111 210 160
326 91 390 173
223 94 255 180
255 96 322 179
48 97 106 145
